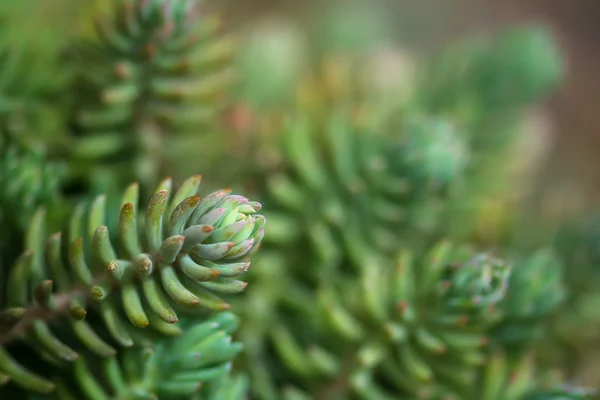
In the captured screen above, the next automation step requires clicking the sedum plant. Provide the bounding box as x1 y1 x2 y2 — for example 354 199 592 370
248 242 586 400
68 0 234 195
0 175 265 398
0 4 263 396
43 312 249 399
262 109 467 272
0 1 597 399
270 243 511 399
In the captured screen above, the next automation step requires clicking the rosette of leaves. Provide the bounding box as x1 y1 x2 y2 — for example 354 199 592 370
68 0 235 194
263 108 468 278
492 248 567 350
258 242 510 399
0 175 265 394
35 312 247 400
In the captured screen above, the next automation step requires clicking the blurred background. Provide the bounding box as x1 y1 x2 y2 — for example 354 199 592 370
223 0 600 387
226 0 600 220
224 0 600 387
9 0 600 214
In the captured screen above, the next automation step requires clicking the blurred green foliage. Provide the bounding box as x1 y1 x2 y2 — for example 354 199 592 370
0 1 598 399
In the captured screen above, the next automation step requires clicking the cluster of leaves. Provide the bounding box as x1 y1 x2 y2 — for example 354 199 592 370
0 0 598 399
65 0 235 197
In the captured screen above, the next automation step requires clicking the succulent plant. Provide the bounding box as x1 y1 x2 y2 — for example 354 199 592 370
0 175 265 393
0 2 592 398
68 0 235 192
247 242 512 399
262 108 469 279
45 312 248 400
